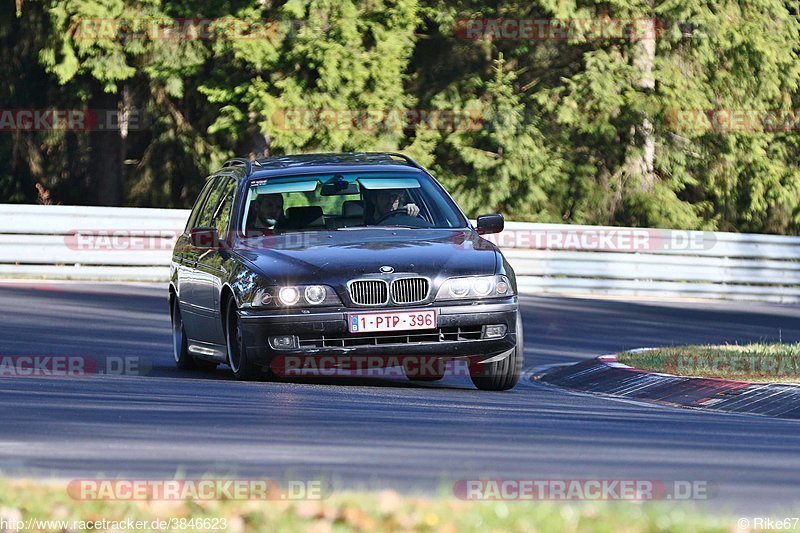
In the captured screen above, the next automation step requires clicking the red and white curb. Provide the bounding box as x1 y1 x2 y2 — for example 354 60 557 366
536 352 800 420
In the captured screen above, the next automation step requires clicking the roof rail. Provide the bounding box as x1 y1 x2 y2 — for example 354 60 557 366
222 158 261 176
252 152 422 170
383 152 422 168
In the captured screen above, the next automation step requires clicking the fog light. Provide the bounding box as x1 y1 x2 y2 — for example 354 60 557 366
482 324 507 339
269 335 298 350
278 286 300 306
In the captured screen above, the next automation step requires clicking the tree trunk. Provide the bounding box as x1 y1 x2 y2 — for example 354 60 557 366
89 86 125 206
626 12 656 192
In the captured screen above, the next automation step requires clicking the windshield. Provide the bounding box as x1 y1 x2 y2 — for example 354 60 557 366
240 171 467 234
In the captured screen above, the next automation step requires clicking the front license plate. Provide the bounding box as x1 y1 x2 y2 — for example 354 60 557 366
349 309 437 334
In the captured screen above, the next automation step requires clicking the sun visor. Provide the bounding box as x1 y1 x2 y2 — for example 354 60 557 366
357 178 421 190
252 180 320 195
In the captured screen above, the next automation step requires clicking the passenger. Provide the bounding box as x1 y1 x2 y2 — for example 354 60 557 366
247 193 285 234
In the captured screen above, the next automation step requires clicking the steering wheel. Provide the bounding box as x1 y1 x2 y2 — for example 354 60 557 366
375 208 417 224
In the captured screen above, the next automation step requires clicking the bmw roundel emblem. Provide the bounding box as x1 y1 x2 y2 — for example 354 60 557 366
379 265 394 274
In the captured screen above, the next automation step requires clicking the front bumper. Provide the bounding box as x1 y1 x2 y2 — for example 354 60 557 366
238 299 518 364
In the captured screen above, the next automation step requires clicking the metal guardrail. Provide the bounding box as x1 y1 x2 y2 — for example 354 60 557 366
496 222 800 303
1 204 798 302
0 204 186 282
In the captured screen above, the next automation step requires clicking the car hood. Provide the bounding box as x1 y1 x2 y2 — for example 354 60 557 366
233 228 498 284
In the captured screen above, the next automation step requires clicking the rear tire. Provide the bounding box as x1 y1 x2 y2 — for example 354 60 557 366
225 298 262 381
469 314 523 391
172 296 219 372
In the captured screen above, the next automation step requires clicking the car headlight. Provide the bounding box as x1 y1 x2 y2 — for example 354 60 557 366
251 285 341 308
278 287 300 306
448 278 470 298
436 275 513 300
304 285 327 305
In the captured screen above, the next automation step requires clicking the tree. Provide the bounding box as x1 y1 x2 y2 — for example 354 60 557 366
2 0 800 235
200 0 421 155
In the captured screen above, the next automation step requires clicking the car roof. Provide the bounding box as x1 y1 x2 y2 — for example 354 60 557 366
216 152 427 182
256 152 421 169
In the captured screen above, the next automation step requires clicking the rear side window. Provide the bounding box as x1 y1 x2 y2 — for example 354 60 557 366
194 177 227 228
185 177 218 231
211 177 237 235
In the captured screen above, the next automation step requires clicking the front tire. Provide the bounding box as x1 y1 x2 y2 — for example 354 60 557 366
469 314 523 391
171 297 218 372
225 298 262 381
171 297 193 369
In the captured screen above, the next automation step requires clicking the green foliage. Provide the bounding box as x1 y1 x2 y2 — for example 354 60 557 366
200 0 420 155
0 477 739 533
619 343 800 382
432 55 564 221
3 0 800 234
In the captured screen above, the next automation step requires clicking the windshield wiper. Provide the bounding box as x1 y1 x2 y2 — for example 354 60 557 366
348 224 419 230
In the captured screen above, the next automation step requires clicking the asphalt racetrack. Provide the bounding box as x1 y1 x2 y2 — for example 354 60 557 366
1 281 799 514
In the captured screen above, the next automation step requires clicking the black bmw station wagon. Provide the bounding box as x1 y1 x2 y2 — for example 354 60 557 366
169 152 522 390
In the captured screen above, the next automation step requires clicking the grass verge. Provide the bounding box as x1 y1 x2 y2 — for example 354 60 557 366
618 343 800 383
0 478 741 532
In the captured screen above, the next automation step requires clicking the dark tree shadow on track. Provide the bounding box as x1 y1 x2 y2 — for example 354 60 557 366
2 283 800 512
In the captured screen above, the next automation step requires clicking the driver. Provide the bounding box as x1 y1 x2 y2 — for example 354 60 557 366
248 193 285 233
366 189 420 223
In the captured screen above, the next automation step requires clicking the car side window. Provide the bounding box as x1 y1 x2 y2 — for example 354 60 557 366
194 177 227 228
211 177 237 235
185 177 218 232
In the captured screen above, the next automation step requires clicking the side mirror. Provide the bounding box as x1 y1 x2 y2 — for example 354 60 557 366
476 214 504 235
189 227 220 249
